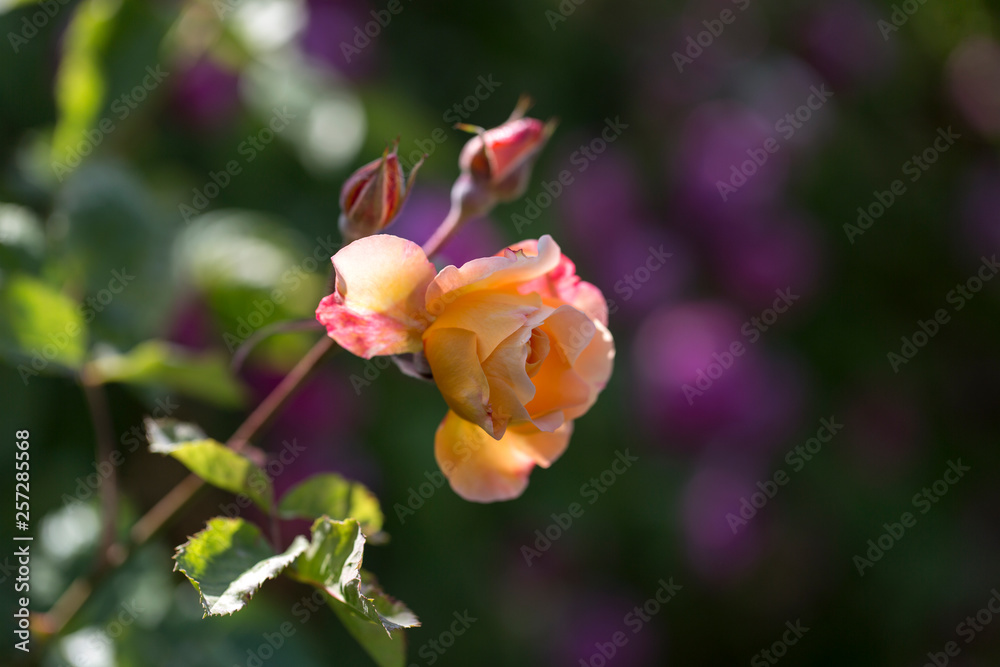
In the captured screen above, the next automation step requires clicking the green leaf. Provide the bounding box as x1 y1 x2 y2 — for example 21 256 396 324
329 598 408 667
174 517 308 617
146 419 273 512
278 473 385 540
292 519 419 635
87 340 246 408
0 273 87 371
51 0 118 167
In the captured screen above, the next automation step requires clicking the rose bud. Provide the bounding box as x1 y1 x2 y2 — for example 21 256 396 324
456 95 558 204
338 141 423 242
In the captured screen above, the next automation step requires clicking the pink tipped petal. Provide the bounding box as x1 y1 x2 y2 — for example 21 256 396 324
516 252 609 326
316 235 435 358
426 235 562 311
435 411 539 503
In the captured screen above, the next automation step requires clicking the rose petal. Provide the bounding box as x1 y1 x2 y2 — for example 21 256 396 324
423 327 493 435
426 235 561 312
510 243 609 325
425 290 545 360
435 410 550 502
481 327 536 437
508 420 574 468
543 305 597 366
316 235 434 358
564 319 615 421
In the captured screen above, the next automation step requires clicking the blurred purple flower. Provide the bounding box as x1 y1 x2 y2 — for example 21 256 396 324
673 102 790 216
557 590 661 667
799 1 896 89
588 224 692 321
632 302 806 453
733 56 836 152
166 295 216 350
556 145 644 239
682 462 764 582
708 212 825 311
960 160 1000 258
169 58 241 130
241 366 377 497
301 0 377 79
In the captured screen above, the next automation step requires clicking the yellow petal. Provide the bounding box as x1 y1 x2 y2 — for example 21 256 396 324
565 319 615 421
426 235 561 313
542 305 596 366
435 411 558 503
508 421 574 468
424 290 545 360
423 327 492 435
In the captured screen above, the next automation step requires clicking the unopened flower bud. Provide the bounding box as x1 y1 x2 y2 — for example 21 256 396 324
456 95 557 204
338 142 423 242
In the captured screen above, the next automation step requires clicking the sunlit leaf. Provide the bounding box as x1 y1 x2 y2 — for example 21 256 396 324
51 0 119 170
278 473 385 540
174 517 308 616
146 418 273 511
329 597 408 667
87 340 246 408
0 273 87 373
292 518 419 635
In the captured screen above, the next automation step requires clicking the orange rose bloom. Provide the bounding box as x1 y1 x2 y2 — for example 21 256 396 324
316 234 614 502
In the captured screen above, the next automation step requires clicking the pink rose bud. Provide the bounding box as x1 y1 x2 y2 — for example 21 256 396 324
338 141 423 242
456 96 557 204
